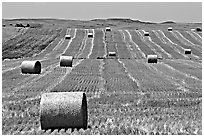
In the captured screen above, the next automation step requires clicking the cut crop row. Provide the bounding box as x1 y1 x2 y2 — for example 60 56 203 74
105 30 117 58
139 30 170 59
89 29 106 59
120 59 189 93
174 31 201 50
163 31 201 58
51 59 101 99
150 31 185 59
123 30 146 59
129 30 155 56
179 31 202 46
63 29 86 57
114 31 132 59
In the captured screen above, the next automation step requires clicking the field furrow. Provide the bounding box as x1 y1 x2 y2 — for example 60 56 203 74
180 31 202 46
164 31 201 58
51 59 100 96
63 29 86 57
89 29 106 59
151 30 185 59
120 59 183 92
77 30 92 59
140 30 171 59
114 30 132 59
105 30 117 58
174 31 201 50
157 30 189 59
74 29 88 58
129 30 155 56
124 30 146 59
191 31 202 42
186 31 202 44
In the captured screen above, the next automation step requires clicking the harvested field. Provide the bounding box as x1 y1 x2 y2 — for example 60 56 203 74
2 19 202 135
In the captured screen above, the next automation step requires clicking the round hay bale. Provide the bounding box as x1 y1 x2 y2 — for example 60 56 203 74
88 33 93 38
147 55 158 63
105 27 111 32
21 60 41 74
65 34 71 40
60 56 73 67
167 27 173 31
108 51 116 56
184 49 191 54
40 92 88 130
144 31 149 36
196 27 202 32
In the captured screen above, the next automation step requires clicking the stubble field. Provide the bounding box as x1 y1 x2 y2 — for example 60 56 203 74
2 19 202 135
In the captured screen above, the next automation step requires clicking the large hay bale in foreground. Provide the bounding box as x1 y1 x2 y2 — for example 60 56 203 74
167 27 173 31
184 49 192 54
60 56 73 67
21 60 41 74
40 92 88 130
88 33 93 38
105 27 111 32
147 55 158 63
144 31 149 36
65 34 71 40
108 51 116 57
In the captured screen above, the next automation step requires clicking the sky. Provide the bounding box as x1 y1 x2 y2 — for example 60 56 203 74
2 2 202 23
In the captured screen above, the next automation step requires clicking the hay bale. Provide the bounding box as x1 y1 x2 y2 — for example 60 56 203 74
65 34 71 40
40 92 88 130
147 55 158 63
105 27 111 32
88 33 93 38
157 55 163 60
167 27 173 31
60 56 73 67
108 51 116 56
144 31 149 36
184 49 191 54
196 27 202 32
21 60 41 74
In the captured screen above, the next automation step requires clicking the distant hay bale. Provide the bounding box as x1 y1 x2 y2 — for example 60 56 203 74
60 56 73 67
147 55 158 63
196 27 202 32
65 34 71 40
184 49 191 54
21 60 41 74
144 31 149 36
40 92 88 130
157 55 163 60
105 27 111 32
88 33 93 38
167 27 173 31
108 51 116 56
